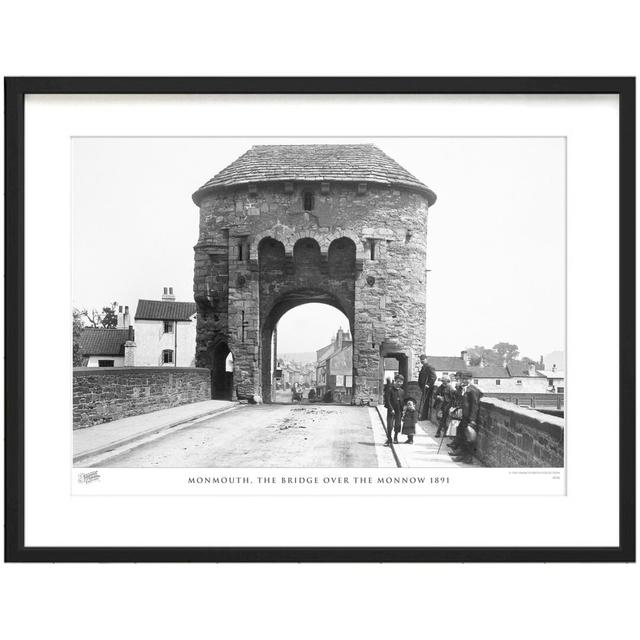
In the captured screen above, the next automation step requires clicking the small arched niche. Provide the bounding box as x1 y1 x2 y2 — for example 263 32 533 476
293 238 321 276
328 237 356 280
258 237 285 271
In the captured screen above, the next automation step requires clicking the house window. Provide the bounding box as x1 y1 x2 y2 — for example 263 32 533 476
303 191 314 211
516 379 522 385
557 386 565 394
495 379 501 385
98 359 114 367
368 239 378 260
345 375 352 387
335 375 344 386
164 321 174 334
162 349 174 364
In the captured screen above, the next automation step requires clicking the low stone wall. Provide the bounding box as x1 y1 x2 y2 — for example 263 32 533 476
73 367 211 429
475 397 564 467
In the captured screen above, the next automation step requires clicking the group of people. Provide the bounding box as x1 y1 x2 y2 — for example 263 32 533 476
382 354 482 464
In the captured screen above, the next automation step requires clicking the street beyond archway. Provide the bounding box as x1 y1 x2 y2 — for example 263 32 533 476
99 404 397 468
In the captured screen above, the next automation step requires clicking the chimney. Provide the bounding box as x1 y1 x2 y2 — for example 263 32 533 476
123 305 130 329
461 350 470 365
124 340 136 367
162 286 176 302
540 355 544 370
117 305 125 328
480 353 487 368
336 327 344 350
552 364 557 373
528 362 536 376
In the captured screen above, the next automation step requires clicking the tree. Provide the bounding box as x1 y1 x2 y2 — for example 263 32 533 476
79 301 119 328
466 343 520 367
72 308 84 366
101 303 118 328
492 342 520 363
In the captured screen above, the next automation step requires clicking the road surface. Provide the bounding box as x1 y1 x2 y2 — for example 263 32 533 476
99 404 395 468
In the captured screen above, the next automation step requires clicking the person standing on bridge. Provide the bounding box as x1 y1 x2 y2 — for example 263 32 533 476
434 374 455 437
384 375 406 446
449 371 482 464
417 355 437 420
401 399 418 444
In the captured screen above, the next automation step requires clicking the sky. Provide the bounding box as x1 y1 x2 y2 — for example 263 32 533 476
72 137 565 360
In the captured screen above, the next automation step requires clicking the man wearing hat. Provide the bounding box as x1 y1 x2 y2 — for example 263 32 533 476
434 374 455 437
417 354 437 420
448 370 482 464
384 374 406 445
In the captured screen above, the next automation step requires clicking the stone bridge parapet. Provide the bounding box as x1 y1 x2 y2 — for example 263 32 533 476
73 367 211 429
474 397 564 467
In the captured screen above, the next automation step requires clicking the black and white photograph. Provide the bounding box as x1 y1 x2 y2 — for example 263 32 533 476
6 77 632 561
72 136 565 474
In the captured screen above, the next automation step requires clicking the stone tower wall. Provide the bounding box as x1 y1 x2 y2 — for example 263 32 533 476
193 182 430 402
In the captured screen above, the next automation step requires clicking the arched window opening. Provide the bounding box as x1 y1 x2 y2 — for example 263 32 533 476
328 237 357 279
258 237 285 271
293 238 321 276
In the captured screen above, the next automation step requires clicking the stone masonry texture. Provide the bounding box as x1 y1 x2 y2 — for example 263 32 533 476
192 145 436 403
473 397 564 467
73 367 211 429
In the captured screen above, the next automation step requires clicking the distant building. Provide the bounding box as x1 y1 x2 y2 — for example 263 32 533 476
426 352 553 394
133 287 197 367
426 353 470 379
315 328 353 401
536 365 565 394
79 326 135 368
78 305 135 367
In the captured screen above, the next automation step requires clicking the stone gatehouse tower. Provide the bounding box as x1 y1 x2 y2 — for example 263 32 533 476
192 144 436 403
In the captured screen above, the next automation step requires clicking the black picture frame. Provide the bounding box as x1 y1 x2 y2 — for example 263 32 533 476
4 77 635 563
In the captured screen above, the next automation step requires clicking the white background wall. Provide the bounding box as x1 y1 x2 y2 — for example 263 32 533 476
134 319 196 367
2 4 637 640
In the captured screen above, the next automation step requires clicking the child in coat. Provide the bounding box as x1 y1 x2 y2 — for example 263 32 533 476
402 399 418 444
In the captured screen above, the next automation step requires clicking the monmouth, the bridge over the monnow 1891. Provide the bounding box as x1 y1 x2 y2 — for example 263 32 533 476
191 144 437 404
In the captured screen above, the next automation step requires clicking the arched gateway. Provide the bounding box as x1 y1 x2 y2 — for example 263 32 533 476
192 144 436 403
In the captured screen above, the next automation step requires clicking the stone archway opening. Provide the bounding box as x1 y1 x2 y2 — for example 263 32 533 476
270 302 353 404
261 293 354 404
210 341 233 400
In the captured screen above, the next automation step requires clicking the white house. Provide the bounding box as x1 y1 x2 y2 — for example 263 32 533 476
536 365 565 393
133 287 197 367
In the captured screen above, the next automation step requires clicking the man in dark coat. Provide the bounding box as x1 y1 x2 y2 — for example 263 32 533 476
384 375 406 445
417 355 437 420
449 371 482 463
434 374 455 437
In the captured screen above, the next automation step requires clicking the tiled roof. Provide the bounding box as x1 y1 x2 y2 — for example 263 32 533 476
193 144 436 204
79 327 134 356
507 360 538 377
135 299 197 321
467 365 510 378
537 370 565 379
427 356 468 372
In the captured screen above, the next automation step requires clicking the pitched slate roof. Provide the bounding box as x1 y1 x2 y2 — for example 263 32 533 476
193 144 436 204
79 327 134 356
467 365 511 378
507 360 540 377
426 356 468 372
135 299 197 321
